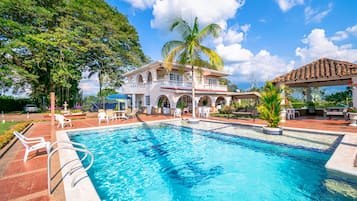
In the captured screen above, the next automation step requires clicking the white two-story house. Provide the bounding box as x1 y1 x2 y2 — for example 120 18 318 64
121 61 234 115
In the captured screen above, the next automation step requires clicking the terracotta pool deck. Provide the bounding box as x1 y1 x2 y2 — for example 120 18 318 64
0 113 356 201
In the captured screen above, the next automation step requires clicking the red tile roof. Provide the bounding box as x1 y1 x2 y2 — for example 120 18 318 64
271 58 357 86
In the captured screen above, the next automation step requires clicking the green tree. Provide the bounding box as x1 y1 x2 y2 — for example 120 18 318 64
325 87 352 105
97 88 117 98
0 0 147 107
162 17 223 118
258 82 282 128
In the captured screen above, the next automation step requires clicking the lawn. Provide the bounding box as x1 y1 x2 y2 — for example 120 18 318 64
0 121 19 135
0 121 30 149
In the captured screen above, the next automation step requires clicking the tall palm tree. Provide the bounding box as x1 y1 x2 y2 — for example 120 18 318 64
162 17 224 119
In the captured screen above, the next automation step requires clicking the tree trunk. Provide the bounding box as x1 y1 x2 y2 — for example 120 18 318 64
191 65 196 119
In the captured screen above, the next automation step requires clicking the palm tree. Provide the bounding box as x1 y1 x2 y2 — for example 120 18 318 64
258 82 282 128
162 17 223 119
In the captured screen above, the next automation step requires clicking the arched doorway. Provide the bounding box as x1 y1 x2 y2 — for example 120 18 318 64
157 95 170 114
177 95 192 113
215 96 226 110
198 96 212 107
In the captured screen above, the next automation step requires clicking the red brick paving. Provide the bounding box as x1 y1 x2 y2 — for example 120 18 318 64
0 113 356 201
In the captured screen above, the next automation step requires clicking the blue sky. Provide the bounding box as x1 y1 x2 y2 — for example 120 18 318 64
81 0 357 94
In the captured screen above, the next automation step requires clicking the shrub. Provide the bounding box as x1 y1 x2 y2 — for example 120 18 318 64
0 121 32 149
0 96 31 112
71 109 83 113
219 105 233 114
258 82 282 128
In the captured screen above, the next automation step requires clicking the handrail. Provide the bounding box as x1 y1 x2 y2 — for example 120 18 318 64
48 141 94 194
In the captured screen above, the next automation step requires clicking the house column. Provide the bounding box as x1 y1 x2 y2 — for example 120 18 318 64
152 70 158 81
353 77 357 107
225 96 232 106
306 87 312 102
132 94 136 109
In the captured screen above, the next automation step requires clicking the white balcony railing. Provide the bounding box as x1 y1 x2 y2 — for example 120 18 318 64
121 79 227 93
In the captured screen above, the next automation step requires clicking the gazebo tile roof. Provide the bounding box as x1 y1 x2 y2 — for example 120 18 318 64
271 58 357 85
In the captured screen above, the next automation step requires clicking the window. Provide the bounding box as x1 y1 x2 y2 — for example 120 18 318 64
145 96 150 106
169 73 183 82
208 78 217 85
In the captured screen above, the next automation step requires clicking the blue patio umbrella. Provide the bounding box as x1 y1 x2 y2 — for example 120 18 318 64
107 94 130 110
107 94 130 100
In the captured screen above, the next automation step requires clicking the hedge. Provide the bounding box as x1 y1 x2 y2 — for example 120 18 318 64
0 121 32 149
0 96 31 112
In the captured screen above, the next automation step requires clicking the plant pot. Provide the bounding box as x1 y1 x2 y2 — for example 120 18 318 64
187 118 200 124
263 126 283 135
163 107 170 115
349 113 357 127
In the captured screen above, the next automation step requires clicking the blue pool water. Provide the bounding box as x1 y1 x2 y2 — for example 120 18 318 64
69 124 354 201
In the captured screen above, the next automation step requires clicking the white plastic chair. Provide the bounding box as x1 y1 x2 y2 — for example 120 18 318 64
13 131 50 162
198 107 204 117
98 112 108 124
56 114 72 128
106 109 117 121
286 109 295 120
203 107 210 118
126 108 137 119
174 108 182 118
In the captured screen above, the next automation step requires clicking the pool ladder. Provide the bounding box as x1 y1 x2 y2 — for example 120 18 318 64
47 141 94 194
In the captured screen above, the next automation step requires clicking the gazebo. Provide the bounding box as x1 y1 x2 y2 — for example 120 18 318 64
271 58 357 119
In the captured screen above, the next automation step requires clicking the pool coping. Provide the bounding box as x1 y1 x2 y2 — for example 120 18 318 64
325 134 357 182
56 118 357 200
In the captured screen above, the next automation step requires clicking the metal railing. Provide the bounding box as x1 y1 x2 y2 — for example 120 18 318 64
47 141 94 194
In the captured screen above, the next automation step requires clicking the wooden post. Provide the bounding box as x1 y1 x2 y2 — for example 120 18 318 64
50 92 56 141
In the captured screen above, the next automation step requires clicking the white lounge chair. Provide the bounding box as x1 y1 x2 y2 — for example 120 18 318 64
174 108 182 118
98 112 108 124
13 131 50 162
56 114 72 128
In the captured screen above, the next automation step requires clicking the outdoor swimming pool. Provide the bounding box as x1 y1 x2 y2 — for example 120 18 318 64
69 123 354 200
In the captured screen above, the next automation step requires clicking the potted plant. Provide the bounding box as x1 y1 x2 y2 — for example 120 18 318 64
348 107 357 126
258 82 283 135
177 101 186 111
157 98 163 114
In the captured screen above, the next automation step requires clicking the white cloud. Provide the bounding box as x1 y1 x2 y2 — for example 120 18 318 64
304 3 333 24
275 0 304 12
347 24 357 36
296 28 357 63
150 0 245 31
224 50 295 85
216 43 253 62
240 24 251 33
79 72 99 96
330 31 348 41
329 23 357 41
122 0 156 9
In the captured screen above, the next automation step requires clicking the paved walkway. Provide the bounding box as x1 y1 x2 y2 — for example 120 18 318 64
0 113 356 201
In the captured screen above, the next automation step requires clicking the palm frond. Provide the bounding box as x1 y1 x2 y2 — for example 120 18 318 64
163 45 185 71
199 45 224 70
162 40 184 58
170 18 191 39
198 23 221 41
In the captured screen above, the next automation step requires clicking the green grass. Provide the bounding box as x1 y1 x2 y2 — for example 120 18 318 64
0 121 20 135
211 113 235 118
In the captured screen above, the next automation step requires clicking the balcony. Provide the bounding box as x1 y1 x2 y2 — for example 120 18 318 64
121 79 227 94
